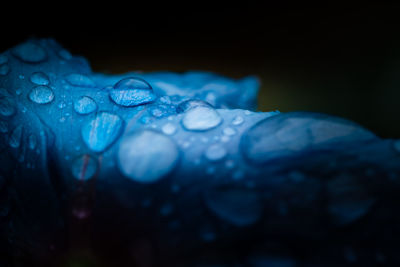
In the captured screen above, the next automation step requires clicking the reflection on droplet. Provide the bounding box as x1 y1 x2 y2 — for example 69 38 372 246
176 99 213 113
81 112 124 153
110 77 157 107
162 122 177 135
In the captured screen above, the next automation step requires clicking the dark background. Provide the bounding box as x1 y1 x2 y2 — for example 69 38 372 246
2 3 400 138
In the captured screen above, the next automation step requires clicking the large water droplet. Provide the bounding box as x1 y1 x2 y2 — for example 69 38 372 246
162 122 177 135
205 144 227 161
71 154 98 181
65 73 96 88
9 125 23 148
30 72 50 85
204 187 262 227
0 98 16 117
11 42 47 63
176 99 213 113
110 77 157 107
28 86 54 104
81 112 123 153
0 64 10 76
118 130 179 183
182 106 222 131
74 96 97 115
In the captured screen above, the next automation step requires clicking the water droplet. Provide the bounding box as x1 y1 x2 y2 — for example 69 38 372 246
65 73 96 87
15 89 22 95
0 55 8 65
205 144 227 161
11 42 47 63
28 86 54 104
204 187 262 227
74 96 97 115
18 74 24 80
182 106 222 131
28 134 37 149
0 98 16 117
244 110 252 115
118 130 179 183
232 170 244 180
162 122 177 135
0 121 8 133
110 77 157 107
71 154 98 181
30 72 50 85
58 101 66 109
0 64 10 76
176 99 213 113
9 125 23 148
81 112 124 153
223 127 236 136
160 203 174 216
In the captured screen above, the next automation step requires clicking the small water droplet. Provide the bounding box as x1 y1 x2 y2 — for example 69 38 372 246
9 125 23 148
110 77 157 107
15 89 22 95
11 42 47 63
162 122 177 135
30 72 50 85
71 154 98 181
65 73 96 87
223 127 236 136
58 101 66 109
28 86 54 104
182 106 222 131
74 96 97 115
18 74 24 80
205 144 227 161
0 64 10 76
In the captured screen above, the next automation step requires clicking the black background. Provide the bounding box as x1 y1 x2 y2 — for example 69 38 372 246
2 3 400 138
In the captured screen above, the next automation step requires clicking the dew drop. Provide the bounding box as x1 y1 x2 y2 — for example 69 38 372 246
162 122 177 135
110 77 157 107
81 112 124 153
71 154 98 181
223 127 236 136
30 72 50 85
11 42 47 63
0 55 8 65
118 130 179 183
205 144 227 161
182 106 222 131
74 96 97 115
28 86 54 104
